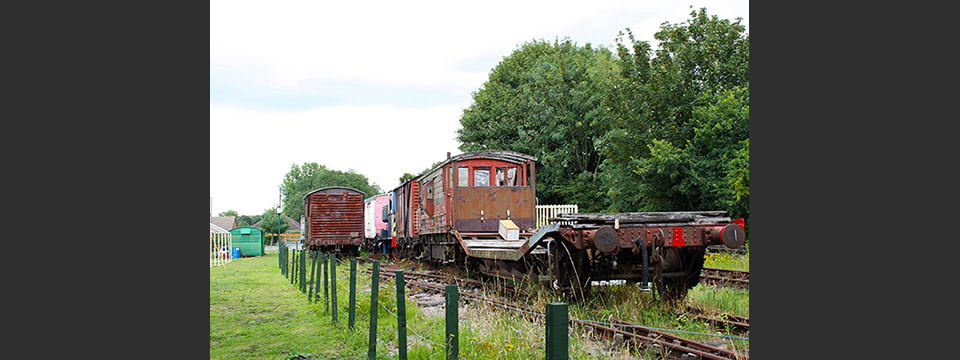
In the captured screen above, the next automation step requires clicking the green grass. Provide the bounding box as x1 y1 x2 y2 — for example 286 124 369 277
212 249 749 359
703 250 749 271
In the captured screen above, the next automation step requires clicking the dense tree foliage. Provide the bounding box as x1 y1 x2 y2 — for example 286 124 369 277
237 214 261 227
279 162 382 220
258 207 288 234
398 173 417 185
600 7 749 223
457 38 618 211
456 8 748 228
218 210 239 217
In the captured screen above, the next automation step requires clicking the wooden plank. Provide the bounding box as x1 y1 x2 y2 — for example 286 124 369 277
463 240 526 249
550 211 729 225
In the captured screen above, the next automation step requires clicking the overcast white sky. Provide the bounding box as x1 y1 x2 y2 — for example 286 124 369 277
210 0 749 217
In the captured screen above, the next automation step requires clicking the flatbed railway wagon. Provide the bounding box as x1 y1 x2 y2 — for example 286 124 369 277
447 209 744 301
302 186 365 254
537 211 745 300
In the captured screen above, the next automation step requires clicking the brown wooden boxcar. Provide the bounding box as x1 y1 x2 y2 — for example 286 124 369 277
390 150 538 262
302 186 365 252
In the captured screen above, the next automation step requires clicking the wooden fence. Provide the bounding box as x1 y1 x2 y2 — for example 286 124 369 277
265 233 302 246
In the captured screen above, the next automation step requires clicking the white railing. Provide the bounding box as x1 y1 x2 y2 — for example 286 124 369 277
536 204 579 228
210 232 233 268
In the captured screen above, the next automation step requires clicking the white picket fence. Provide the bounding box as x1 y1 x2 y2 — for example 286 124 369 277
535 204 579 228
210 223 233 268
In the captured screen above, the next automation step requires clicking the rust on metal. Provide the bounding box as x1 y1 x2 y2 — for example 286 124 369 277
452 187 535 232
303 186 365 248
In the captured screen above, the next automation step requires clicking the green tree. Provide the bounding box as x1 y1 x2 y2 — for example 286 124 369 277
237 215 261 227
279 162 382 220
600 7 749 214
218 210 238 217
457 38 618 211
259 207 288 234
398 173 417 185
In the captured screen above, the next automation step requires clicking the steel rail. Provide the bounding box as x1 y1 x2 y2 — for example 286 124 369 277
362 265 748 360
700 267 749 290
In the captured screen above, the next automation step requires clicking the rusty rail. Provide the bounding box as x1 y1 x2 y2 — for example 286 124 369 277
681 307 749 336
362 263 748 359
700 267 749 290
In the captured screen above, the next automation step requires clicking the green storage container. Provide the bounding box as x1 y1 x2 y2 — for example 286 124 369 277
229 226 265 257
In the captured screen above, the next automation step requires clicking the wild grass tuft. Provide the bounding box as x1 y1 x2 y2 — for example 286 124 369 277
703 250 749 271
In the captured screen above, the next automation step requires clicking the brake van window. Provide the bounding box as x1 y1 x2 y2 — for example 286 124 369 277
458 167 469 187
474 169 489 186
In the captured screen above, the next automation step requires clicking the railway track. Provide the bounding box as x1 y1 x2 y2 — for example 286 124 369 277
361 260 748 359
700 267 749 291
681 307 749 336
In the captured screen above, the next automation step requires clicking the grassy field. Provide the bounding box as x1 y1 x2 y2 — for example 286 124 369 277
211 249 749 359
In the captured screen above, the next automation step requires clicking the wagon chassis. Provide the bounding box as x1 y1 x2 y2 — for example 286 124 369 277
428 211 745 302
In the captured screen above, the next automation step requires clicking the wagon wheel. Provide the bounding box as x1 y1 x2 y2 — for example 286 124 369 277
656 246 707 303
553 240 589 301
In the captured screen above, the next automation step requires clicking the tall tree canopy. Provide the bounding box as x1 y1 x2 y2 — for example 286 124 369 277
600 7 749 223
279 162 382 220
457 38 618 211
237 214 261 227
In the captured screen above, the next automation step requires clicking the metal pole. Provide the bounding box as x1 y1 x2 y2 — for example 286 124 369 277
323 252 329 313
396 269 407 360
545 302 569 360
445 284 458 360
349 258 357 329
290 248 296 285
313 253 323 303
308 251 317 302
300 249 307 293
368 261 380 360
331 254 337 323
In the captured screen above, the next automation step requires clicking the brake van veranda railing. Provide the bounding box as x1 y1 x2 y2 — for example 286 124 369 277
536 204 579 228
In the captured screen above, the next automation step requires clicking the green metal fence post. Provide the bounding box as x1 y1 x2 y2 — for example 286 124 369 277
445 284 459 360
396 269 407 360
331 253 337 323
349 258 357 329
368 261 380 360
313 253 323 303
308 251 318 302
323 252 329 313
545 302 569 360
300 249 307 293
290 248 296 285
